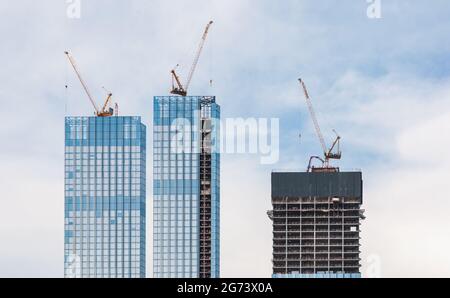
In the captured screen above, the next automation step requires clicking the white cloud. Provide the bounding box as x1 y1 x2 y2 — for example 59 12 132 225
327 74 450 277
277 68 450 277
376 111 450 277
1 0 450 278
221 156 273 277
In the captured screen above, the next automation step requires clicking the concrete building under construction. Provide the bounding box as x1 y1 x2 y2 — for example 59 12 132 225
268 171 364 278
267 78 366 278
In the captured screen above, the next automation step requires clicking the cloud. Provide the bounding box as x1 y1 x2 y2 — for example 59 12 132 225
221 156 273 277
320 72 450 277
363 114 450 276
0 158 63 277
274 64 450 277
1 0 450 277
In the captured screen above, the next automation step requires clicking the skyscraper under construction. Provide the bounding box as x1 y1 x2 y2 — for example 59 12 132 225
269 171 364 278
153 20 219 278
268 78 365 278
153 96 220 278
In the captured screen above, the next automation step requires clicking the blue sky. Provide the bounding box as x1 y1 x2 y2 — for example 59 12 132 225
1 0 450 277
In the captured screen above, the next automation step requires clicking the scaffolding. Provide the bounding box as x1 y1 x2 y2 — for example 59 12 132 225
199 99 213 278
269 172 364 277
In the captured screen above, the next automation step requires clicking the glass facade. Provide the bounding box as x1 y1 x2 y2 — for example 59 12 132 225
153 96 220 278
64 116 146 278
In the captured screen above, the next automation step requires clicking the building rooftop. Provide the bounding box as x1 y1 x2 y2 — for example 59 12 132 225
271 171 362 198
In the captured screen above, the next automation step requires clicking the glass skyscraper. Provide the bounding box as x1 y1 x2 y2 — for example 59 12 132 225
64 116 146 278
153 96 220 278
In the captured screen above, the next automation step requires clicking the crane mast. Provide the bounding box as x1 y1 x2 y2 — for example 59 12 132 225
98 87 114 117
170 21 213 96
298 78 341 171
171 68 186 96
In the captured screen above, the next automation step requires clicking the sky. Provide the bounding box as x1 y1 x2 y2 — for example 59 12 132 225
0 0 450 277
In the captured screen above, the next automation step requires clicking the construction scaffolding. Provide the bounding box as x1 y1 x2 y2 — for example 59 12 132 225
269 171 365 277
199 99 213 278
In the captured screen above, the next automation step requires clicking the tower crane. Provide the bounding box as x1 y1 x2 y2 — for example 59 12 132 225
101 86 113 116
171 21 213 96
65 51 116 117
298 78 341 172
